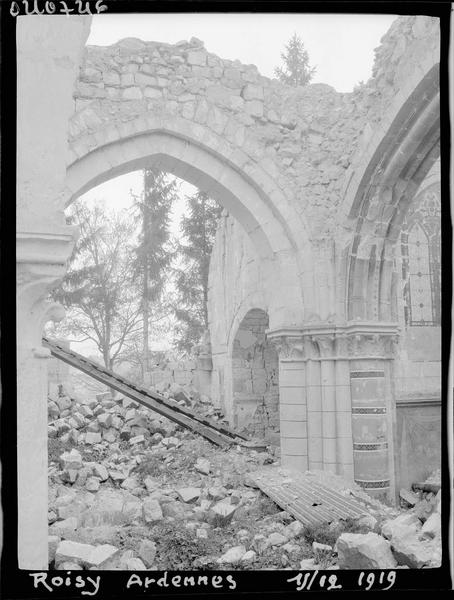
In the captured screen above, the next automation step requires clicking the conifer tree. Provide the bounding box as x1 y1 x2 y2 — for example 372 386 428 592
275 33 316 86
131 168 178 376
174 190 222 354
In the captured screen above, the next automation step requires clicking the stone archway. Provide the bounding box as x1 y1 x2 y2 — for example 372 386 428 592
65 126 305 330
332 55 441 499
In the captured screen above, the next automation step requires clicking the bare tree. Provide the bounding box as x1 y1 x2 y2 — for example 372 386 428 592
51 200 142 369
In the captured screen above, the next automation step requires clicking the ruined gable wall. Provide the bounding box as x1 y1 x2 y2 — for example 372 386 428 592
206 16 440 426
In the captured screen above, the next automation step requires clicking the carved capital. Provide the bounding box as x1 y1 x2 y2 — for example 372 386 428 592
345 324 399 358
17 229 76 351
267 329 305 360
311 334 336 358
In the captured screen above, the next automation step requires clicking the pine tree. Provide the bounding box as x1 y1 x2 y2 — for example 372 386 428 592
131 168 178 377
174 190 222 354
274 33 316 87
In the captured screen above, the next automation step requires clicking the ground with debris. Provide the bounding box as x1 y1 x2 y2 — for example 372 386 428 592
47 376 442 570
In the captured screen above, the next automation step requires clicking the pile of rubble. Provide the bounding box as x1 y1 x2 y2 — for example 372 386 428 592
336 489 441 569
47 382 441 570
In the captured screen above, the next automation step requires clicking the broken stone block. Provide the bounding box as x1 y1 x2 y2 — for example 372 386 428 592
125 408 137 421
251 534 269 553
162 436 180 448
56 561 83 570
300 558 318 570
399 488 419 507
357 514 378 530
144 476 159 492
89 544 120 568
93 464 109 481
60 449 83 471
195 458 210 475
87 421 101 433
124 557 147 570
414 499 434 522
337 532 397 569
85 432 102 445
129 434 145 445
177 487 201 503
48 400 60 420
111 415 123 429
103 428 118 443
109 470 127 482
120 427 131 440
48 510 57 524
420 512 441 540
284 519 304 539
55 395 72 412
121 476 139 491
217 545 246 565
97 413 112 428
48 535 60 564
313 541 333 552
86 477 101 492
79 405 93 418
55 540 94 567
143 497 163 523
161 500 188 519
268 532 288 546
208 486 227 501
391 532 432 568
75 467 91 487
381 512 421 540
241 550 256 562
60 469 79 484
138 539 157 567
208 501 237 526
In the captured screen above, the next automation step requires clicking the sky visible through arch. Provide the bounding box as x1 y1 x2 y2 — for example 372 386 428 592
72 12 398 356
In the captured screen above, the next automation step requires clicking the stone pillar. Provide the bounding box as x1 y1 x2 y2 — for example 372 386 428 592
347 327 399 500
311 335 337 473
269 331 308 471
268 322 398 497
16 15 91 569
17 234 75 569
334 335 355 481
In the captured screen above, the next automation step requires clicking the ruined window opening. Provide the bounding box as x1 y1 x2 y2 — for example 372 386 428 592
400 185 441 327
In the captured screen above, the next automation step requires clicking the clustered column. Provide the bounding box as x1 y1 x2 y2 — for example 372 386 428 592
269 333 308 471
267 323 398 501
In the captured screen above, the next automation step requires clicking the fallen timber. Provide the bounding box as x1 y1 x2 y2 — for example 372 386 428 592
43 337 266 450
250 466 372 528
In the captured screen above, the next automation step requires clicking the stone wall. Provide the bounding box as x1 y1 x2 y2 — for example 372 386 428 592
70 16 439 244
231 309 279 443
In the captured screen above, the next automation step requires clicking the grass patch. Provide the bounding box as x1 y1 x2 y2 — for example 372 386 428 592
301 517 371 547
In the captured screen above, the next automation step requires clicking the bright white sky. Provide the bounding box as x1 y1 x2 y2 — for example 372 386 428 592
75 12 399 356
87 13 398 92
81 12 398 223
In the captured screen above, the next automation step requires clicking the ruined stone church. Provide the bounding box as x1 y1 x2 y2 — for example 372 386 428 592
17 14 442 568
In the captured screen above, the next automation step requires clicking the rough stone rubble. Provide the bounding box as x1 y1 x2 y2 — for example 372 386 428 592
47 377 441 570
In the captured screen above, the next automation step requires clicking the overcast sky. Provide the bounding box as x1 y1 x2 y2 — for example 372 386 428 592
82 13 399 220
87 13 398 93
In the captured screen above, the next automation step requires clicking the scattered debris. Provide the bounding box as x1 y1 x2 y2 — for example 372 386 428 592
47 377 442 570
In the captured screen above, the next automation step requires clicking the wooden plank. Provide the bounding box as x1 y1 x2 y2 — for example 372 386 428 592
43 337 234 448
251 466 371 528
